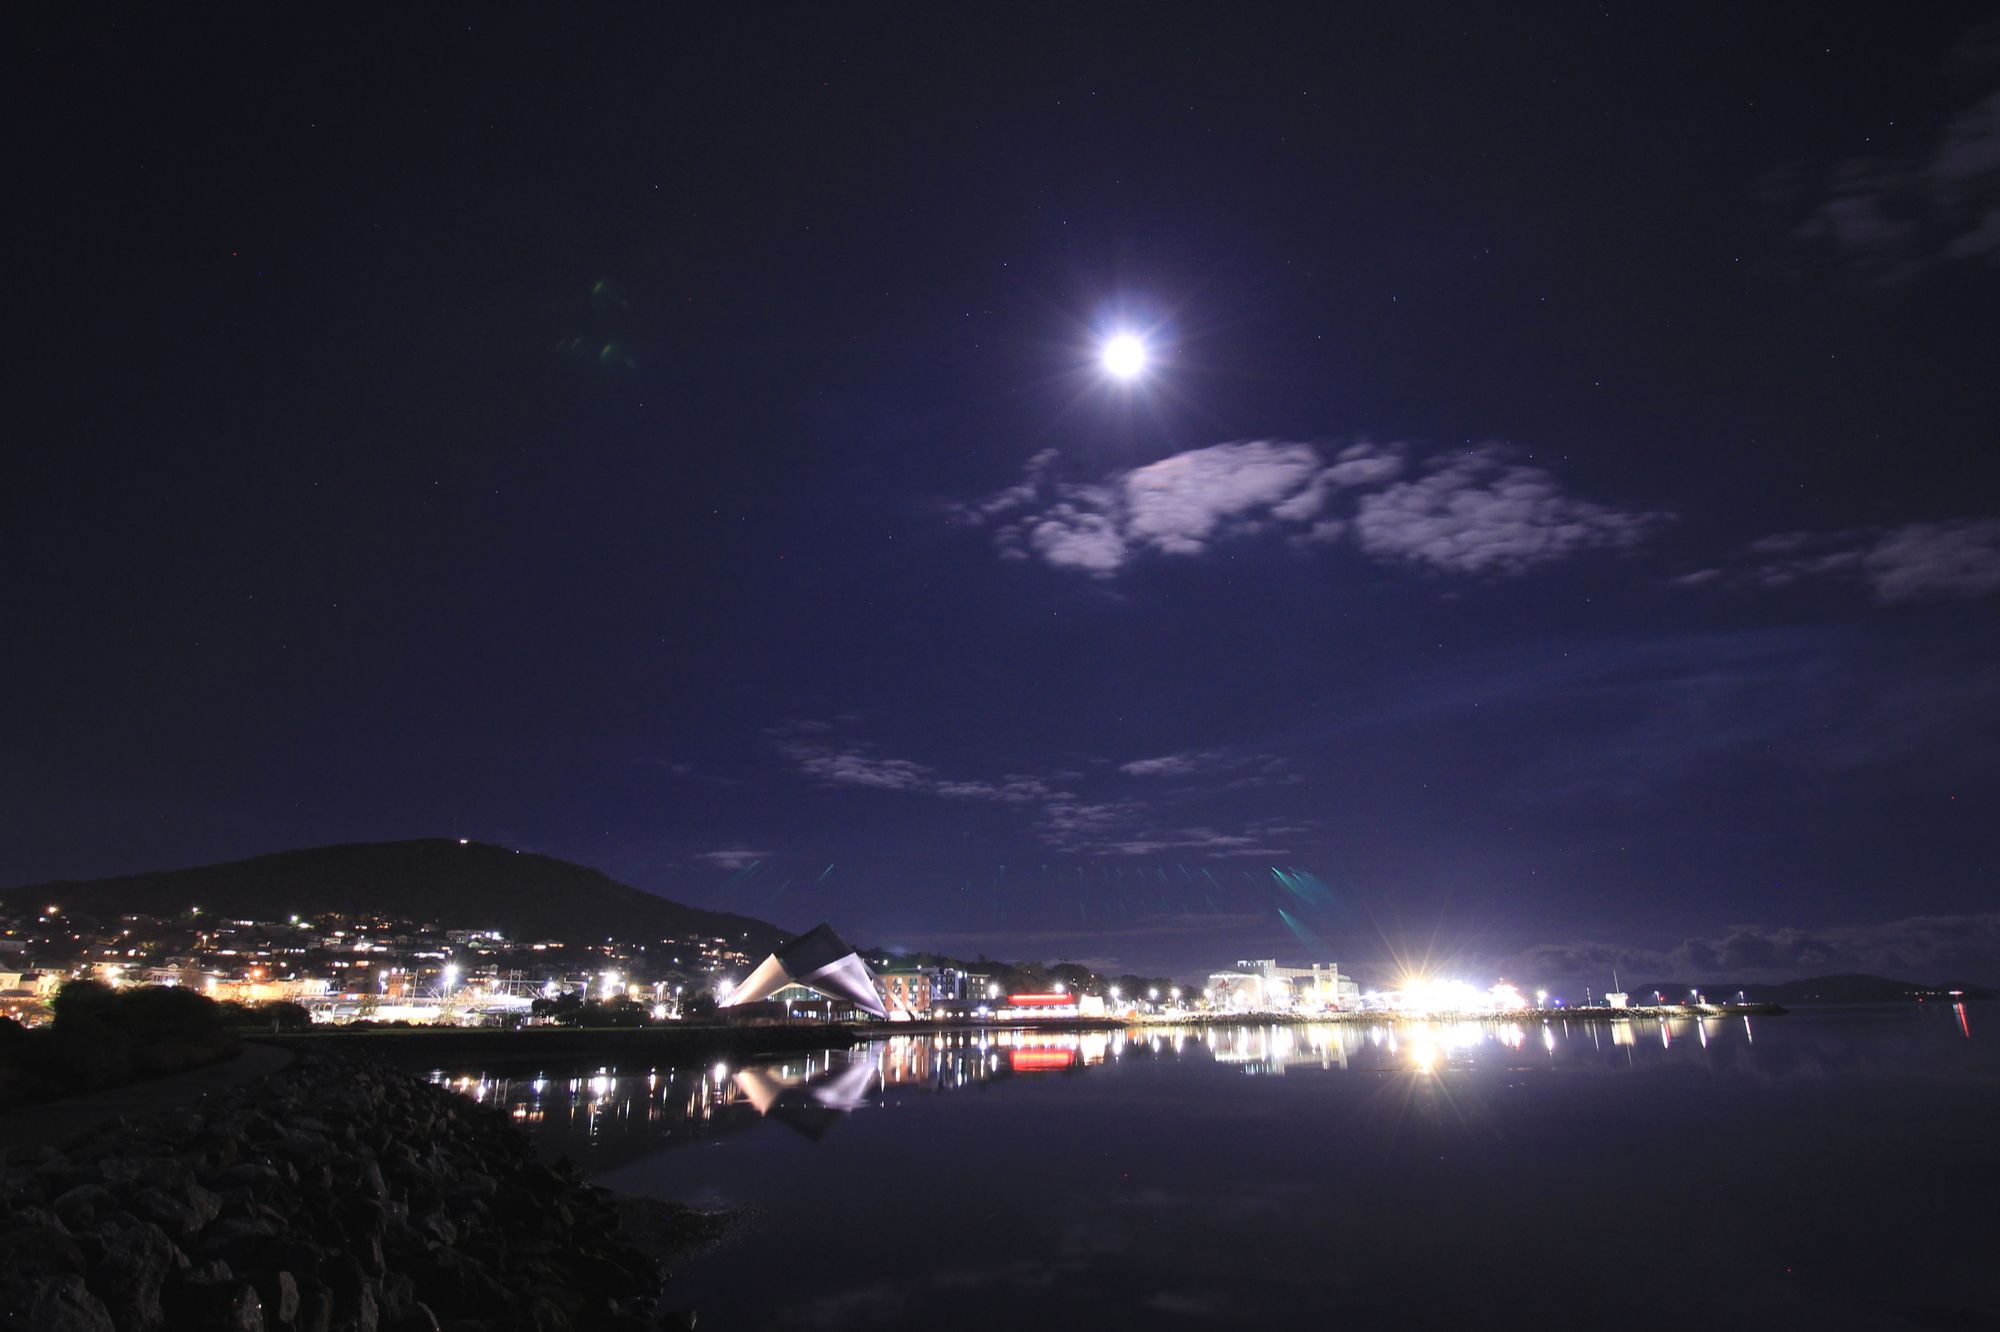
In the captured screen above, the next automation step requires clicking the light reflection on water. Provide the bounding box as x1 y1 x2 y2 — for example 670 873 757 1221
432 1008 1973 1170
435 1008 1996 1328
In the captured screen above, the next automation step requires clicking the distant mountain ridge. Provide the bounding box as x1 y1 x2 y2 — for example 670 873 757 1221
1630 973 1995 1004
0 839 791 954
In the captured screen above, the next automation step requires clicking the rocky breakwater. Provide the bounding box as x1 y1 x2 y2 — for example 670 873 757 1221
1 1051 691 1332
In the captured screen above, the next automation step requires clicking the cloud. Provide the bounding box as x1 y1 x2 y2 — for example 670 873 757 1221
1788 85 2000 280
694 847 770 869
1119 750 1225 778
1036 797 1306 858
1864 519 2000 601
1696 518 2000 603
964 440 1657 579
1351 450 1665 574
770 721 1059 805
1498 911 2000 989
1120 750 1303 793
770 719 1313 861
1122 441 1329 554
795 748 935 792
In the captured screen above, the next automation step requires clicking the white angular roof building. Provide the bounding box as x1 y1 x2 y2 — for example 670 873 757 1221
722 922 889 1020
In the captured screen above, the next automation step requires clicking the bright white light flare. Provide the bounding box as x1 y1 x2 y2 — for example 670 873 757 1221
1101 333 1148 380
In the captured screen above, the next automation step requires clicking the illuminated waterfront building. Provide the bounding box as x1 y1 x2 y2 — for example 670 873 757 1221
875 964 932 1016
1206 959 1358 1012
723 923 889 1020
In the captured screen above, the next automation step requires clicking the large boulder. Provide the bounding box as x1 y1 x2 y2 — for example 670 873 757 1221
88 1221 187 1331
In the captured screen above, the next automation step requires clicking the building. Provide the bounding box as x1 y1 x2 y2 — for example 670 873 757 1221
722 923 888 1020
876 964 932 1016
1206 959 1358 1012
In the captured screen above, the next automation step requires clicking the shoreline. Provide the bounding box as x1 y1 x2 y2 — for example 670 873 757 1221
254 1003 1789 1072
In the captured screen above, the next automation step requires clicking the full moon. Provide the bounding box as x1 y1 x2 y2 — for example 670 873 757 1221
1100 332 1149 380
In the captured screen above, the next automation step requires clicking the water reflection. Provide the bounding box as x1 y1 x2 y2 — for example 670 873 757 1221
430 1009 1989 1172
563 1008 1993 1331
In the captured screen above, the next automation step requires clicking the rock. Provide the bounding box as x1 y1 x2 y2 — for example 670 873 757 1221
3 1214 86 1279
164 1268 264 1332
16 1274 118 1332
382 1302 441 1332
201 1283 267 1332
128 1186 205 1242
88 1220 187 1331
0 1167 47 1207
1 1050 679 1332
185 1182 224 1226
192 1216 288 1273
53 1183 118 1230
293 1276 335 1332
329 1274 378 1332
249 1270 299 1328
207 1163 283 1195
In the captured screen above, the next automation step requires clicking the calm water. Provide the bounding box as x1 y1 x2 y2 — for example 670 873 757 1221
435 1008 1997 1330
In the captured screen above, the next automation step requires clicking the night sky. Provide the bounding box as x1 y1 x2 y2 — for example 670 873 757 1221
11 7 1999 987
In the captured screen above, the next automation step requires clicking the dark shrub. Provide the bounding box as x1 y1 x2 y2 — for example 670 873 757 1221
0 981 241 1102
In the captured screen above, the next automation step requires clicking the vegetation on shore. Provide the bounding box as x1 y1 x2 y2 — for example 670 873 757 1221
0 982 248 1109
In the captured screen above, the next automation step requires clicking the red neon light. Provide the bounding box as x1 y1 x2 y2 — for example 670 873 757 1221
1009 1049 1077 1071
1007 993 1071 1006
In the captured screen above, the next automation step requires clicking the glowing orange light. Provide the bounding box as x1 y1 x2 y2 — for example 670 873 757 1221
1009 1049 1077 1071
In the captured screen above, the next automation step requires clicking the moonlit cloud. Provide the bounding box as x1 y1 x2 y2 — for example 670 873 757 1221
1789 86 2000 279
695 847 771 869
767 720 1316 863
1121 441 1328 555
1119 750 1225 778
1036 796 1306 858
1351 451 1665 574
1119 750 1301 792
1696 518 2000 603
1865 519 2000 601
769 720 1059 805
963 440 1656 578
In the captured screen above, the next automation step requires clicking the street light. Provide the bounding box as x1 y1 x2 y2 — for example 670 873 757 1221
1536 989 1549 1008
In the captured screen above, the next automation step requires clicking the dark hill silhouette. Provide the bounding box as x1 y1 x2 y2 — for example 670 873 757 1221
1 840 789 953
